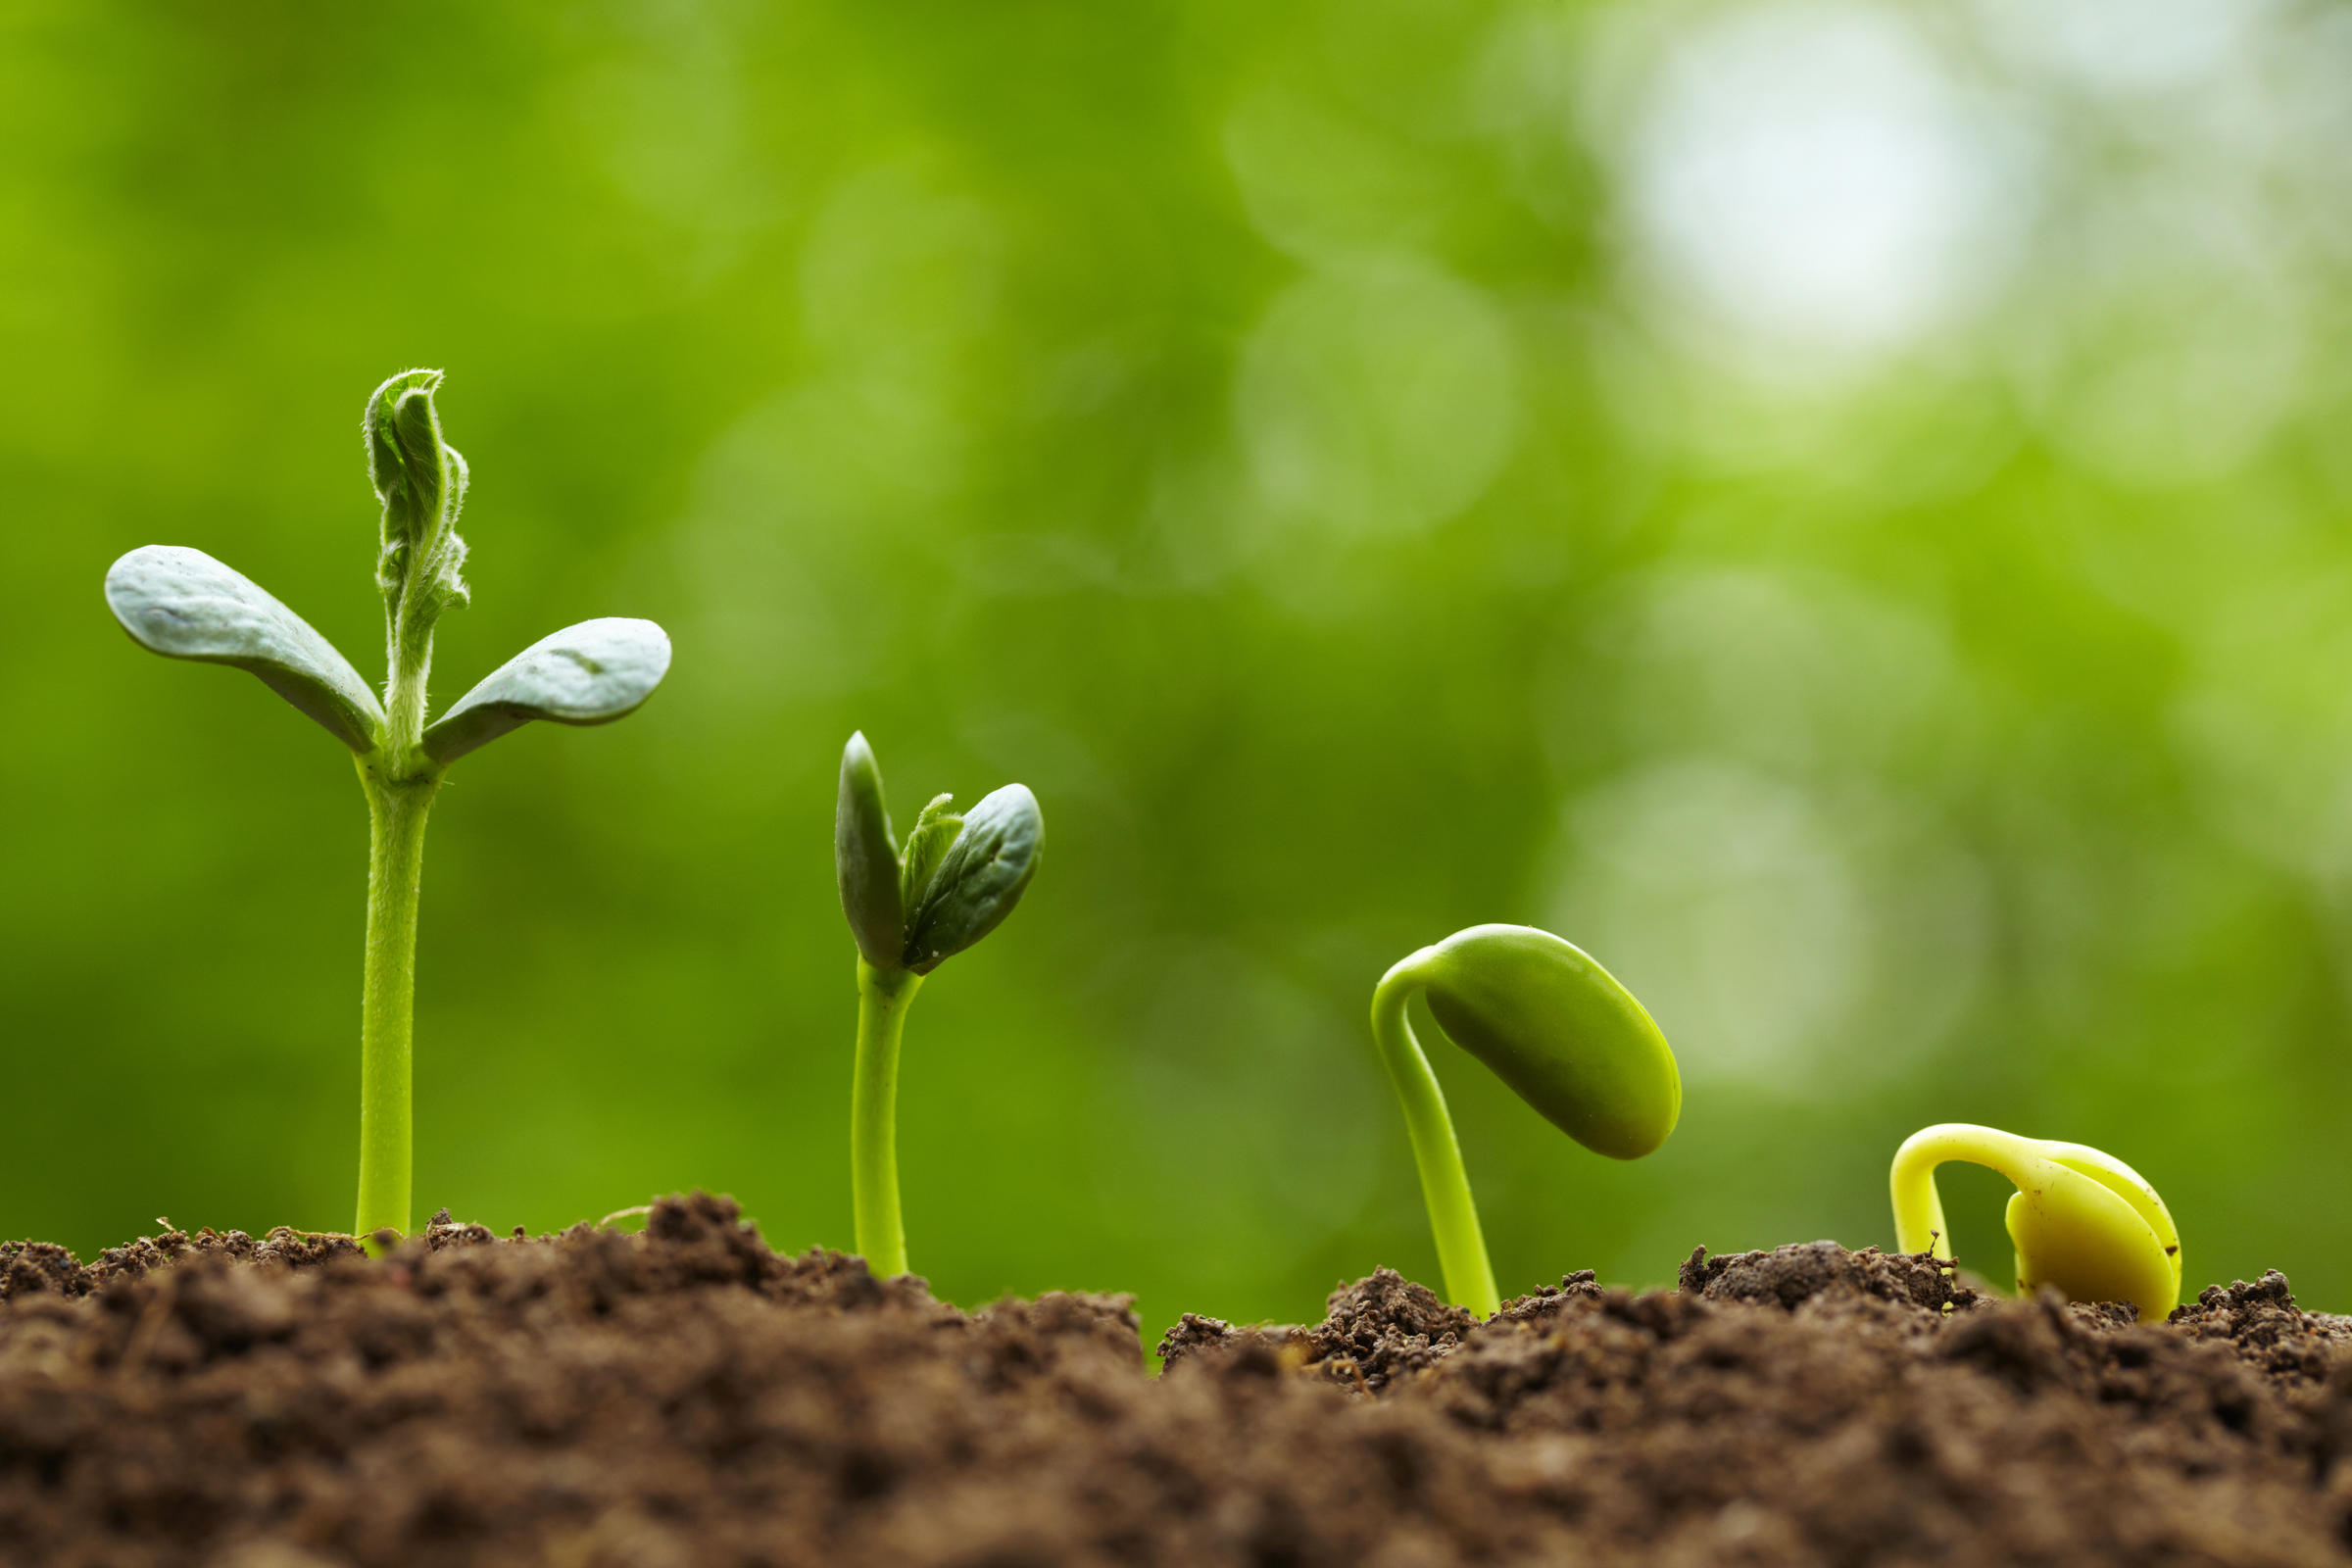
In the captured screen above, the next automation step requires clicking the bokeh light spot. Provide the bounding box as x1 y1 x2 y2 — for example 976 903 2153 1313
1613 1 2024 377
1237 256 1519 539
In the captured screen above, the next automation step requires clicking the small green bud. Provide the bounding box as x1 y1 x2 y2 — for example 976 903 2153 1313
836 732 905 971
364 368 469 625
1412 924 1680 1159
903 783 1042 973
366 370 442 545
898 794 963 912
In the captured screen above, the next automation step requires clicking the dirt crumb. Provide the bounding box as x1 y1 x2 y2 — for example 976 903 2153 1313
1158 1266 1476 1392
1680 1239 1983 1315
2169 1269 2352 1388
1494 1268 1603 1328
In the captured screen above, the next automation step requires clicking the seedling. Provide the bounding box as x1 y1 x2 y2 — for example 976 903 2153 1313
1369 924 1682 1317
1889 1122 2181 1321
105 369 670 1241
834 731 1043 1277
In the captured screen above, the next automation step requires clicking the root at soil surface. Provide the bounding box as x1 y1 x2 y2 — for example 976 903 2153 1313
4 1200 2350 1566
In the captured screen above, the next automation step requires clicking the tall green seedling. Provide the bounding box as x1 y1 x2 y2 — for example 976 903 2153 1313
834 732 1043 1277
105 370 671 1241
1369 924 1681 1316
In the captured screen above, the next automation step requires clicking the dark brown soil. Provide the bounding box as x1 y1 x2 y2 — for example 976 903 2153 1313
5 1199 2351 1566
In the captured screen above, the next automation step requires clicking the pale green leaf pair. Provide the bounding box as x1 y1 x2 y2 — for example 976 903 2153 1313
103 546 669 765
835 731 1043 974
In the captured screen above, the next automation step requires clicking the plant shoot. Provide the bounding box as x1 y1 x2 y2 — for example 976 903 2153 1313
834 731 1043 1278
1369 924 1681 1317
105 369 671 1241
1889 1122 2181 1321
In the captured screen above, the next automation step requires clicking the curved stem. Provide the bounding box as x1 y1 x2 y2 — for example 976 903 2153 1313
1888 1122 2047 1260
852 959 923 1277
1370 953 1499 1317
355 767 438 1240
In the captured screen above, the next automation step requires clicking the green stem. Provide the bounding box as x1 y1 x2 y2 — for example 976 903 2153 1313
1370 954 1500 1317
851 959 923 1277
354 765 438 1240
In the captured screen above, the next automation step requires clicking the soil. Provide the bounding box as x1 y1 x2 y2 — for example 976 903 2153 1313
5 1197 2351 1567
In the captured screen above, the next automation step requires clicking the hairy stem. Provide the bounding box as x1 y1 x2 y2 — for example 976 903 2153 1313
852 959 924 1277
383 627 434 759
1370 955 1499 1317
354 767 438 1239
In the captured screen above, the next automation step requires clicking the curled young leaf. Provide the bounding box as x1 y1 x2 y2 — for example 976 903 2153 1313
897 794 963 913
418 617 671 766
904 783 1042 974
836 731 904 971
104 545 386 754
365 368 470 636
1414 924 1681 1160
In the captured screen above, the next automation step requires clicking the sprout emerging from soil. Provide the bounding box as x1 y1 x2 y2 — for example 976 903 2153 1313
1890 1123 2181 1321
105 370 671 1243
1369 924 1683 1317
834 731 1043 1277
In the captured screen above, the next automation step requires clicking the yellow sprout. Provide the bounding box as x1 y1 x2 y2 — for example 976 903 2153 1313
1889 1123 2181 1321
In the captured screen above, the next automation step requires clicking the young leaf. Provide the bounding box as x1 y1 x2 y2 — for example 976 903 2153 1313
836 731 904 970
418 617 671 765
366 368 470 633
904 783 1042 973
897 794 963 912
104 545 386 754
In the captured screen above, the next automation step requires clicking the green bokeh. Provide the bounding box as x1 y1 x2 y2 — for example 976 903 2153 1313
7 0 2351 1349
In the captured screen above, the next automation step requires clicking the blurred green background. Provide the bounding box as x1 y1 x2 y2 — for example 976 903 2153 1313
7 0 2351 1344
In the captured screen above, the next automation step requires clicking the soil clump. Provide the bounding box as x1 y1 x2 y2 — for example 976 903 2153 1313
5 1201 2350 1566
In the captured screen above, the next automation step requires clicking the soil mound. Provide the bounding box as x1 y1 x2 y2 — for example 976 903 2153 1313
5 1199 2350 1565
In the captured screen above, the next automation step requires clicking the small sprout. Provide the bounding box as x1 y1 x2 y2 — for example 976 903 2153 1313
832 732 1042 1277
1368 924 1681 1317
106 369 672 1243
1889 1123 2181 1321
